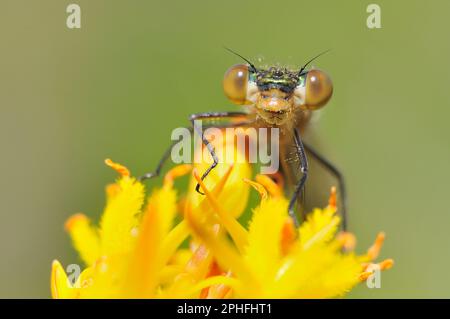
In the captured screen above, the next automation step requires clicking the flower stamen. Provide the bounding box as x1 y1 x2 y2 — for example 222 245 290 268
367 232 386 260
104 158 130 177
193 169 248 253
243 178 268 200
255 174 283 198
164 164 192 188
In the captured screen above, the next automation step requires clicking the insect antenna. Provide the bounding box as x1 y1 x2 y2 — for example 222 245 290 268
224 47 258 73
298 49 332 76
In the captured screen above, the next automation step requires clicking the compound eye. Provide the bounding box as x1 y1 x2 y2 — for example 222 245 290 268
303 69 333 110
223 64 250 105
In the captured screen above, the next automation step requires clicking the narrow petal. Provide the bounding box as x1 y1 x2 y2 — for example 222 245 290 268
51 260 78 299
366 232 386 260
255 174 283 198
193 169 249 253
243 178 268 200
123 167 182 298
161 221 191 266
299 207 340 249
245 197 288 284
65 214 101 266
99 177 145 256
185 204 257 293
149 185 178 237
299 187 340 249
294 251 362 298
104 158 130 177
124 202 162 298
165 244 214 298
274 246 361 298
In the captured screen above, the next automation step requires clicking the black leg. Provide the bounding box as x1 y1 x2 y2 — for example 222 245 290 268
138 112 251 184
189 112 250 195
288 128 309 227
138 127 194 181
303 143 348 231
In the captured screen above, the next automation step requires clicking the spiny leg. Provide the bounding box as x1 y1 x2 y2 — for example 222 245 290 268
192 120 218 195
303 143 348 231
138 112 250 182
189 111 250 195
138 127 194 181
288 128 309 227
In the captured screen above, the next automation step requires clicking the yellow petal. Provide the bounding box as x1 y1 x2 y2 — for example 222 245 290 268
295 251 362 298
169 248 192 267
299 187 340 249
51 260 78 299
299 207 340 249
124 173 180 297
185 204 258 294
99 177 145 256
193 169 249 253
161 220 191 266
150 186 178 237
245 197 288 284
255 174 283 198
159 265 184 285
78 256 125 298
158 164 191 238
65 214 101 266
123 204 161 298
274 246 361 298
165 244 214 298
243 178 268 200
188 132 251 218
124 165 192 298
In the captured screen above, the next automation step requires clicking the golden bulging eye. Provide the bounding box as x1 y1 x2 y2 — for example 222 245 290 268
303 69 333 110
223 64 249 105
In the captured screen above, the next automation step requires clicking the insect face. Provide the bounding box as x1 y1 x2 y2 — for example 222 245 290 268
223 64 333 125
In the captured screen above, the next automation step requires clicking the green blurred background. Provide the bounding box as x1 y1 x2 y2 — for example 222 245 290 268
1 0 450 298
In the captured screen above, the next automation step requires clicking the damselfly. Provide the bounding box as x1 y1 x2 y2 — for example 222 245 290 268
140 49 347 229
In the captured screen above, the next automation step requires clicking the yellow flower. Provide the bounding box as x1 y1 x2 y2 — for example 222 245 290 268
52 151 392 298
51 153 251 299
185 171 393 298
52 160 192 298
